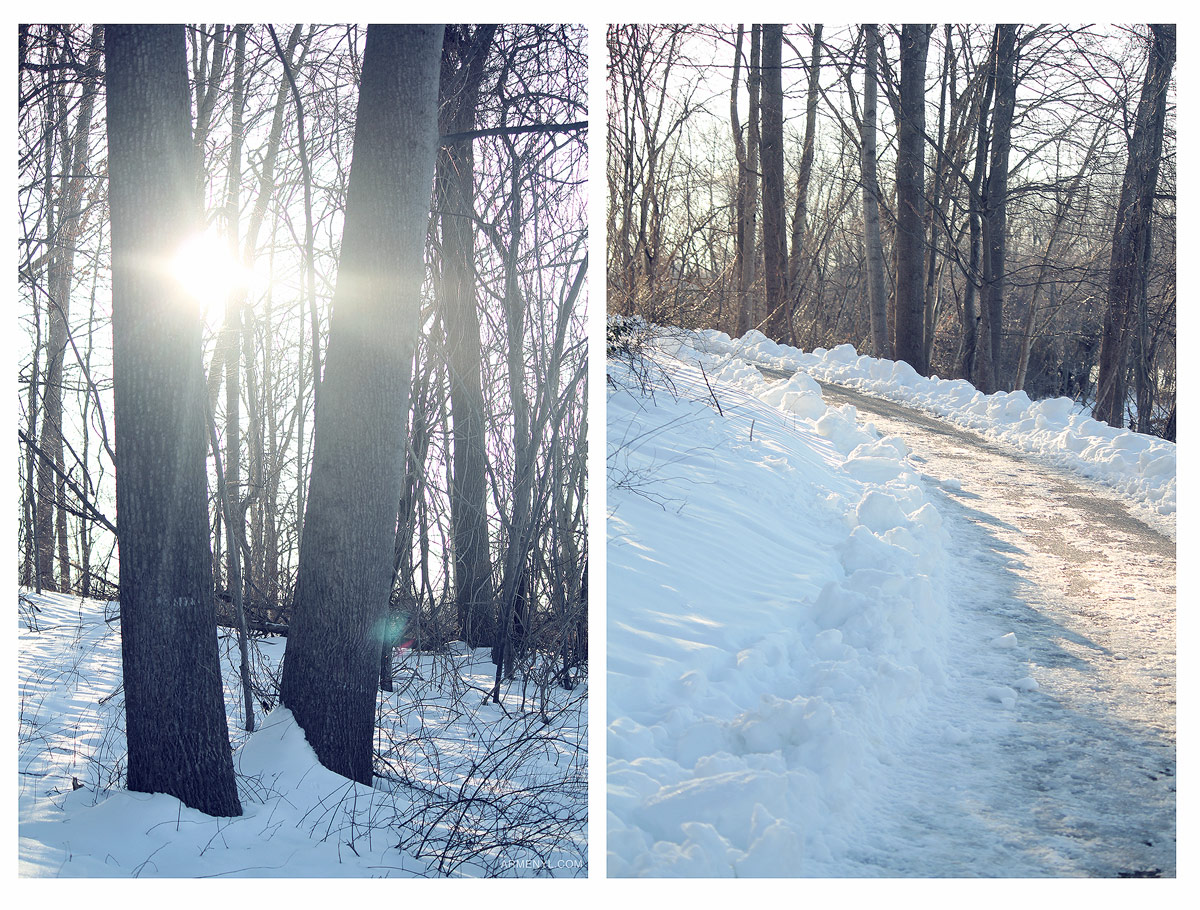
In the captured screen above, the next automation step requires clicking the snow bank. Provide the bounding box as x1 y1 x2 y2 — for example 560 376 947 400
20 706 388 877
694 329 1176 518
608 334 952 876
19 591 586 877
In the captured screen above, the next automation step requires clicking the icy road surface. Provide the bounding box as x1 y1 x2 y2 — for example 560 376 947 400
768 367 1177 877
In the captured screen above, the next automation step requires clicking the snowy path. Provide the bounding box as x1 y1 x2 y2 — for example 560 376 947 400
771 369 1177 876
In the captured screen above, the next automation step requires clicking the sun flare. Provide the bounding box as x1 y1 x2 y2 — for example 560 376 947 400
168 228 262 325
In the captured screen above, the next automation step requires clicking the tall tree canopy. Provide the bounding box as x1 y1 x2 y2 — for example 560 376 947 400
606 24 1176 438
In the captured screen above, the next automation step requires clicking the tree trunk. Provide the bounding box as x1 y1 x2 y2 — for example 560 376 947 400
893 25 931 374
979 25 1017 393
733 25 761 338
493 152 533 689
1014 124 1100 390
788 25 823 302
222 24 246 597
268 24 320 545
923 25 952 368
861 24 890 359
961 45 996 384
730 25 752 337
760 25 788 342
1095 25 1175 428
279 25 443 785
37 25 103 592
105 23 241 817
438 25 497 649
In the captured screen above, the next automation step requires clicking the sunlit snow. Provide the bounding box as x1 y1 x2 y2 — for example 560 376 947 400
18 592 586 877
607 326 1174 877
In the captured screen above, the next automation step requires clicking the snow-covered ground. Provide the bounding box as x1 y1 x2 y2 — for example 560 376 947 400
18 592 586 877
606 325 1175 877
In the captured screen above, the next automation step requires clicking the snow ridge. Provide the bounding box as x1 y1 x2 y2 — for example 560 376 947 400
695 329 1176 521
608 333 953 875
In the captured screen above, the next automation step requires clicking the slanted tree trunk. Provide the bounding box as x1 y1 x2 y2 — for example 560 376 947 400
105 23 241 817
893 25 931 374
492 150 534 691
190 24 228 170
37 25 103 593
760 24 788 342
788 25 823 304
1014 124 1102 391
861 24 890 359
207 25 302 416
268 24 320 547
1094 24 1175 428
279 24 443 785
243 25 301 609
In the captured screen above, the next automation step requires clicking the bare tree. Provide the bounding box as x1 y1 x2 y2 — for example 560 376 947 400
731 24 762 338
1094 24 1175 428
760 24 788 341
279 24 443 785
788 25 823 297
35 25 103 593
860 24 890 358
437 25 497 648
960 30 997 385
893 25 932 373
105 23 242 817
974 25 1018 393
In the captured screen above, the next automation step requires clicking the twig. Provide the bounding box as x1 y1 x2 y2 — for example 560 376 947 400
698 362 724 416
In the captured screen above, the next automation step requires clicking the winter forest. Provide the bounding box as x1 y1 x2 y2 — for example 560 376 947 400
18 24 587 876
608 24 1175 437
14 16 1183 884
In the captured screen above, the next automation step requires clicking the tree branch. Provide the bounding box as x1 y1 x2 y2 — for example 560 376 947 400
18 428 117 536
440 120 587 145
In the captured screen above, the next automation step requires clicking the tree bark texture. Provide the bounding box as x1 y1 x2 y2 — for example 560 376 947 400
438 25 497 649
788 25 823 298
893 25 931 374
922 25 952 368
280 24 443 786
37 25 103 592
759 25 788 342
105 24 241 817
961 46 996 383
222 24 246 597
730 25 750 337
733 25 761 338
1094 24 1175 428
860 24 890 359
979 25 1017 393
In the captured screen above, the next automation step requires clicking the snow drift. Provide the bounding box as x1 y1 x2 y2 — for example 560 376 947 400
608 330 952 875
